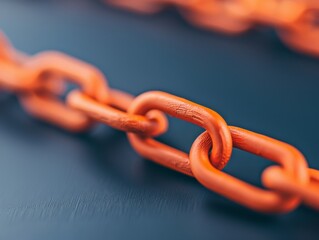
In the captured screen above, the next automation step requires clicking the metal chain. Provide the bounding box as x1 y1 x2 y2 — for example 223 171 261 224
105 0 319 57
0 32 318 213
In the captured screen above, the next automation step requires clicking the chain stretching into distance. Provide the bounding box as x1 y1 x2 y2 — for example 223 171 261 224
0 32 318 214
105 0 319 58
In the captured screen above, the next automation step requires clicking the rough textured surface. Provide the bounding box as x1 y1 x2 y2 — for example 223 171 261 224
0 0 319 239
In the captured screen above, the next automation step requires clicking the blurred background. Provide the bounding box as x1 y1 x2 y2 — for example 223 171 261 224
0 0 319 239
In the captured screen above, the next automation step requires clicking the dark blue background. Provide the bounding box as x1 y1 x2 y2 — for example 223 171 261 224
0 1 319 239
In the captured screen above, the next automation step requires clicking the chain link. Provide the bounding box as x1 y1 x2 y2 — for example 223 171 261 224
105 0 319 57
0 32 318 213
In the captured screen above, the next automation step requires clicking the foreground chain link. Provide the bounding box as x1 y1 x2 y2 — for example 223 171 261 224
0 32 318 213
105 0 319 58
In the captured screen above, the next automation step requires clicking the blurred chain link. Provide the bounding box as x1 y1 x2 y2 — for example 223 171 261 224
105 0 319 57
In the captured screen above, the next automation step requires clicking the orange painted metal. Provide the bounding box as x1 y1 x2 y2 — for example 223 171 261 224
0 34 61 93
190 127 308 213
20 52 110 102
279 3 319 57
20 92 94 132
0 33 318 213
67 89 168 136
262 167 319 210
127 91 233 175
250 0 307 26
18 52 110 131
105 0 319 57
180 0 255 34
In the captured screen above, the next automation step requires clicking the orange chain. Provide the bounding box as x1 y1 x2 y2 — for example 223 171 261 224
105 0 319 57
0 32 318 214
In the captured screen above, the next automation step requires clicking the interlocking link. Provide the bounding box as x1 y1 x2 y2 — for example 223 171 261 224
0 34 60 93
18 52 110 131
0 32 318 214
21 52 110 102
105 0 319 57
263 167 319 210
127 91 233 175
190 127 309 213
67 89 168 136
